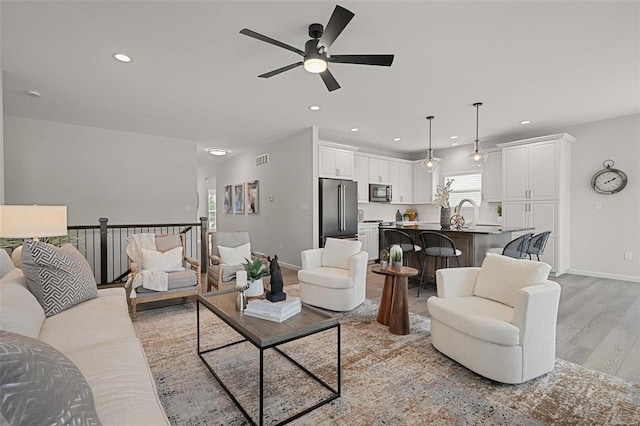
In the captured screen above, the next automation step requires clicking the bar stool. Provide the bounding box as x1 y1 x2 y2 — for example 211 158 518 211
418 231 462 297
487 233 534 259
383 229 422 270
527 231 551 261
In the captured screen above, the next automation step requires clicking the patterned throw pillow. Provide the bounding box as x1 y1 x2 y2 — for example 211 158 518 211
21 241 98 317
0 330 102 425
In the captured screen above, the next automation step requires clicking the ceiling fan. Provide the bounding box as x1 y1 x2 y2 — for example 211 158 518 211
239 5 394 92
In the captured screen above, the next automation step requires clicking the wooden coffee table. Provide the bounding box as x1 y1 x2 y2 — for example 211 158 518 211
197 289 340 425
372 265 419 335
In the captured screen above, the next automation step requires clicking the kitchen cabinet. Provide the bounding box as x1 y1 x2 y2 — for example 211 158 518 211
389 161 413 203
482 149 502 202
358 223 380 262
498 133 574 275
319 144 355 180
412 161 439 204
502 138 567 201
355 155 369 203
368 158 391 184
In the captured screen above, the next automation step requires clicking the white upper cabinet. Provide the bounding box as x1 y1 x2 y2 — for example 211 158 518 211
355 155 369 203
389 161 413 203
368 158 391 184
501 137 567 201
482 150 502 202
319 144 355 180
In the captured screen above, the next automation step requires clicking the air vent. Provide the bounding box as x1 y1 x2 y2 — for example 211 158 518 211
256 153 269 166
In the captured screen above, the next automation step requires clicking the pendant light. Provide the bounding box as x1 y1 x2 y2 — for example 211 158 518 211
467 102 488 168
421 115 439 173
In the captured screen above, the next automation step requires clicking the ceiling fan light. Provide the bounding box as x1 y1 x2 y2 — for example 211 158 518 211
304 58 327 73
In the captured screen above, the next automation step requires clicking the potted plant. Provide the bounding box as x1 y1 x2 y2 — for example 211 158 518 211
390 245 403 268
241 256 269 297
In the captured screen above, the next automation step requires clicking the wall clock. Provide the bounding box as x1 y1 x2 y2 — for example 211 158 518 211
591 160 628 194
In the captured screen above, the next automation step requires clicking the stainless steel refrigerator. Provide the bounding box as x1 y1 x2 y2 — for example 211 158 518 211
319 178 358 247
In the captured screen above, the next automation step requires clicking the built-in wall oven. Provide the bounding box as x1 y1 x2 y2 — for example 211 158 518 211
369 184 392 202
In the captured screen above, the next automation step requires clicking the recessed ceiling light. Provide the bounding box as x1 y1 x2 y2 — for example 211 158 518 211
207 147 228 156
113 53 133 63
520 120 531 125
309 105 320 111
393 138 401 142
450 135 458 139
451 142 459 146
350 128 359 132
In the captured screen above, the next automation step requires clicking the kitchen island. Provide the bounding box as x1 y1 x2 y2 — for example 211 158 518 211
378 223 534 269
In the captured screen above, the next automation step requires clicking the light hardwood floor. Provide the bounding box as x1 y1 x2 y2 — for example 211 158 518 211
360 265 640 384
158 265 638 383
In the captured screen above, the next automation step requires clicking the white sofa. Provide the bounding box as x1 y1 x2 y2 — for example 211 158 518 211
427 254 560 384
0 265 169 425
298 238 368 311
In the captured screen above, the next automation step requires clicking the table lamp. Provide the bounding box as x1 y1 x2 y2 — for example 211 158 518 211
0 205 68 267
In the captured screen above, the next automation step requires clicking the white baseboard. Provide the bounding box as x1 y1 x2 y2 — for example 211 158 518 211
566 269 640 283
280 261 301 270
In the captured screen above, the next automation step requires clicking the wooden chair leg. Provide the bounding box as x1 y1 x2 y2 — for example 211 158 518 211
131 299 138 321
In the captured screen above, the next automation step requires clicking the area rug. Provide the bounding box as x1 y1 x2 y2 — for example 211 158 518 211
133 289 640 425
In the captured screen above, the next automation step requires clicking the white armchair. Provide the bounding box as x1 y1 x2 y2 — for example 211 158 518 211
427 253 560 384
298 238 368 311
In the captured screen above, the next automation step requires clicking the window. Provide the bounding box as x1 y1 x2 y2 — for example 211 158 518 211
444 172 482 207
208 189 217 230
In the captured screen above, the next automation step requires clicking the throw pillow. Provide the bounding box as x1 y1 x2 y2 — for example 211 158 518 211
322 238 362 270
140 246 184 272
21 241 98 317
0 249 14 279
0 330 102 426
218 242 252 266
473 253 552 307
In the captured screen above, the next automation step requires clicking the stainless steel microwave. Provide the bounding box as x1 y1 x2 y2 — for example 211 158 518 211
369 184 392 202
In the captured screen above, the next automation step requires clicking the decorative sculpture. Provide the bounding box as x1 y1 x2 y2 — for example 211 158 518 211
266 255 286 302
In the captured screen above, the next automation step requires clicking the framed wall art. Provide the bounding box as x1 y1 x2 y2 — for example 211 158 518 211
234 183 245 214
223 185 233 213
247 180 259 214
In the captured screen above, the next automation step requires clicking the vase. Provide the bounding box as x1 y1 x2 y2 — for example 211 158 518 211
440 207 451 229
245 278 264 298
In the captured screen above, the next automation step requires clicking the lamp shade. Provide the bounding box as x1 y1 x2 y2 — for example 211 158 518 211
0 205 68 238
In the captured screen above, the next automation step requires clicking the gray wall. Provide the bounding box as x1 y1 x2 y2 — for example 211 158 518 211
211 128 315 267
3 116 198 225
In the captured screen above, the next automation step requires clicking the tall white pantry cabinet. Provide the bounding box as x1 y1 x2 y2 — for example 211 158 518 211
498 133 575 275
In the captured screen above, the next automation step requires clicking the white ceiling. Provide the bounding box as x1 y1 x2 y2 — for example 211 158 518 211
2 1 639 168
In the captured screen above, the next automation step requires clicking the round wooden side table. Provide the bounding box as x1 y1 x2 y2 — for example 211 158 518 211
372 265 419 335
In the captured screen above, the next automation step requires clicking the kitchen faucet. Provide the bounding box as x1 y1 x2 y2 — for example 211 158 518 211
455 199 480 228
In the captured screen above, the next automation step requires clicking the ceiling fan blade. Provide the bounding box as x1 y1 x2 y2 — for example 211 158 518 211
329 54 395 66
318 5 355 50
239 28 304 56
320 69 341 92
258 62 303 78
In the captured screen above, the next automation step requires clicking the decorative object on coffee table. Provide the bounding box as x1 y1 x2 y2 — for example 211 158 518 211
234 270 249 311
266 255 286 302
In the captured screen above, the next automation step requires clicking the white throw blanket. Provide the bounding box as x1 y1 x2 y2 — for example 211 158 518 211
125 233 169 296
